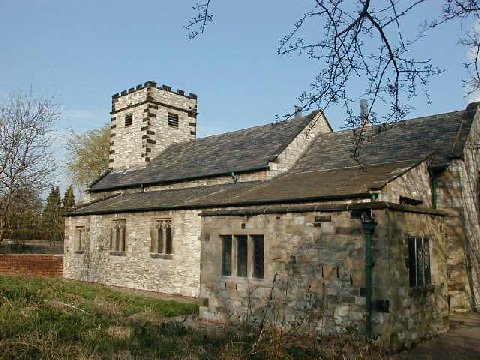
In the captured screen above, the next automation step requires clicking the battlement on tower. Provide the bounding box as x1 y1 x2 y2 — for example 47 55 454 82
109 81 198 170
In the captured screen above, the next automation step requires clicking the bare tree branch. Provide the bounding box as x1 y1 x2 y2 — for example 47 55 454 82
0 92 58 241
184 0 214 40
185 1 480 126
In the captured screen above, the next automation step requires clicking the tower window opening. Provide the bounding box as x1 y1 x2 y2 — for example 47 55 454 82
125 114 133 127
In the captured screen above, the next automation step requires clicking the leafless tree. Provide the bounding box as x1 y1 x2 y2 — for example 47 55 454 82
185 0 480 126
0 92 58 242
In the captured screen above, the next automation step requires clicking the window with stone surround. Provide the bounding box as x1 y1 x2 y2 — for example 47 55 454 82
110 219 126 254
150 219 173 258
407 236 431 287
221 234 264 279
221 235 232 276
75 226 85 253
125 114 133 127
252 235 264 279
168 113 179 127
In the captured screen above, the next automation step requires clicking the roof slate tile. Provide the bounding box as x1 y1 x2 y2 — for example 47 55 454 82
90 112 318 191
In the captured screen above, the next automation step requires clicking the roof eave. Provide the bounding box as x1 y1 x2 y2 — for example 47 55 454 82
66 192 372 217
90 165 271 193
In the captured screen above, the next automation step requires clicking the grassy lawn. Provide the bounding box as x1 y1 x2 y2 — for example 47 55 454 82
0 276 212 359
0 276 384 359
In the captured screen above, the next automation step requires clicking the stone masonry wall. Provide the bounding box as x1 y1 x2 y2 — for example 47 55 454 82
373 210 449 349
267 112 332 178
64 210 201 298
199 211 364 331
109 81 197 170
436 108 480 311
199 207 448 350
381 160 432 207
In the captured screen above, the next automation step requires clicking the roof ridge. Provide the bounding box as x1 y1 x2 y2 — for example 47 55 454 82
150 111 317 157
194 110 318 142
331 109 467 134
288 158 424 175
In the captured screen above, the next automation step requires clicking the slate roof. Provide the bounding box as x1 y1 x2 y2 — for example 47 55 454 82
70 104 479 216
291 105 477 173
90 111 321 192
71 182 259 215
70 160 419 216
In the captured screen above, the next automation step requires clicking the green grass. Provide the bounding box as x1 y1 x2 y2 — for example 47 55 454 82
0 276 216 359
0 276 385 359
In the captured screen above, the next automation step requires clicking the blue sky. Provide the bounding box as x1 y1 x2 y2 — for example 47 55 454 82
0 1 475 191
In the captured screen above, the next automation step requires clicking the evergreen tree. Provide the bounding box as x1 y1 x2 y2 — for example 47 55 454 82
63 185 76 212
42 186 64 242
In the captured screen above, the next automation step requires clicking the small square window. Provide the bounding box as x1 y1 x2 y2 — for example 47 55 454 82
125 114 133 127
168 113 179 127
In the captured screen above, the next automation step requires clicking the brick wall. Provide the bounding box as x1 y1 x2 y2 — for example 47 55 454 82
0 255 63 278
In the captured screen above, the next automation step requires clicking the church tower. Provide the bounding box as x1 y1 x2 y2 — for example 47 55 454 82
109 81 198 170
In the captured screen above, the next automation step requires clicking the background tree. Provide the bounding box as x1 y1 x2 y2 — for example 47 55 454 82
0 91 58 242
65 125 110 190
41 186 64 242
63 185 76 212
3 186 43 241
186 1 480 126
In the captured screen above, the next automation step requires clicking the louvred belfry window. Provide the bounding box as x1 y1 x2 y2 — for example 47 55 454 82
168 113 179 127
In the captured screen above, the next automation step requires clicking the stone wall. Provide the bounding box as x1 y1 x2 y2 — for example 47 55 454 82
373 210 449 349
64 209 201 298
381 160 432 207
109 82 197 170
0 254 63 278
199 205 449 350
267 112 332 178
436 108 480 311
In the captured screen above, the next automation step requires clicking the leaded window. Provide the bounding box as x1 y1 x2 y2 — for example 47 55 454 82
236 235 248 277
221 235 232 276
408 236 431 287
221 234 264 279
252 235 264 279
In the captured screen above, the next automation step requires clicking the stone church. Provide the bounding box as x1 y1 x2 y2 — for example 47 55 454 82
65 81 480 349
